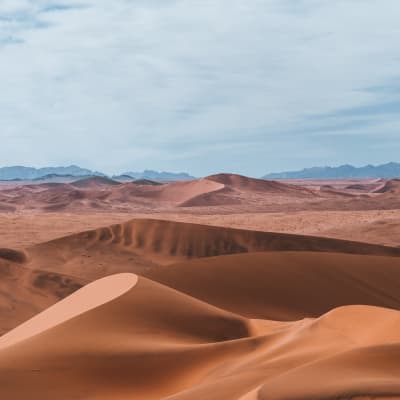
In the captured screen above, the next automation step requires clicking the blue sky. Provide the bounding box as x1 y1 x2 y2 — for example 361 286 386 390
0 0 400 176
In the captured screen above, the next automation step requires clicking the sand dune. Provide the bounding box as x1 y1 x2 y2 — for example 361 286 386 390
0 274 253 399
5 173 395 212
24 219 400 283
1 273 400 399
138 178 225 204
180 174 317 207
207 173 315 195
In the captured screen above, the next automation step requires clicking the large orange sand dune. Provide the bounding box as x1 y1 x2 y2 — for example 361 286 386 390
1 272 400 399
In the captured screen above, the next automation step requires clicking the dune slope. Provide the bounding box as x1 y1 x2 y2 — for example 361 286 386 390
147 251 400 320
1 274 400 399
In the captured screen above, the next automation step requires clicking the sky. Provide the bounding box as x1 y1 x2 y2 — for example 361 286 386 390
0 0 400 177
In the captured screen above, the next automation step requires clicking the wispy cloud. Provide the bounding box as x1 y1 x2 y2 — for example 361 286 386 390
0 0 399 175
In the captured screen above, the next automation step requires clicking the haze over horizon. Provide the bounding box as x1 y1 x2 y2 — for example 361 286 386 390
1 1 400 176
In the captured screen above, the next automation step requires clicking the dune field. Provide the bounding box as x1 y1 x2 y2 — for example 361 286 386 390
1 174 400 399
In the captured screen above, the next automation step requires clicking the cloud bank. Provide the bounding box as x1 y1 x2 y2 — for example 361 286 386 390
1 0 399 175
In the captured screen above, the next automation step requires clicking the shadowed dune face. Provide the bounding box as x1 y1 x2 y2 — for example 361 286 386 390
0 248 27 264
1 273 400 399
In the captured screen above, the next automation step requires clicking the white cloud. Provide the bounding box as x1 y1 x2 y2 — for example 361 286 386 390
0 0 399 175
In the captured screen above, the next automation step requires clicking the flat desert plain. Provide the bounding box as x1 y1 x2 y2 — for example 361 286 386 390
1 174 400 399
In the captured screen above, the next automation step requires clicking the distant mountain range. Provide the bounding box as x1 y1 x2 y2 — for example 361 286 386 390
0 165 104 181
120 170 195 181
263 162 400 179
0 165 195 181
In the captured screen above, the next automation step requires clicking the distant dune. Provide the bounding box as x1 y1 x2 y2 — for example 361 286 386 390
2 172 400 212
207 173 313 195
179 173 315 207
